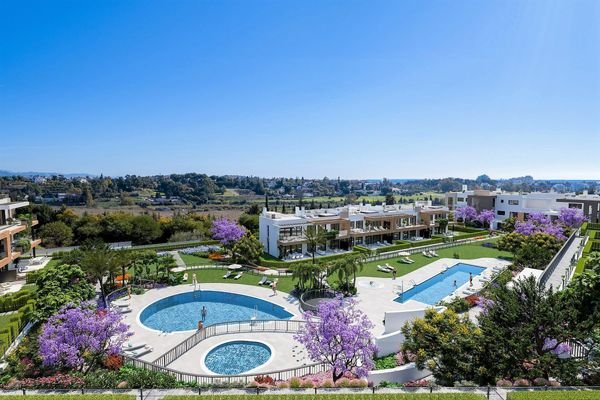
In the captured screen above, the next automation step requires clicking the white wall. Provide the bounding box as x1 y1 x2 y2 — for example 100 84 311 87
368 363 431 385
383 307 443 334
375 330 405 357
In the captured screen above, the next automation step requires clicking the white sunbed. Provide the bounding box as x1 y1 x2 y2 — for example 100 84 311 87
122 342 148 351
124 345 153 358
234 272 243 280
258 276 271 285
400 258 412 264
430 251 439 257
377 265 392 273
223 271 232 279
422 251 432 258
116 306 132 314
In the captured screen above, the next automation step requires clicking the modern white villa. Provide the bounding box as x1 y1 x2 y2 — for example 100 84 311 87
259 202 450 259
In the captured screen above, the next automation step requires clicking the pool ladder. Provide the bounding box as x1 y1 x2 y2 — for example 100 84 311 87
409 279 417 288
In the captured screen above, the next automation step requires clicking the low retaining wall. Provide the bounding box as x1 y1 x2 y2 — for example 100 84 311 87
368 363 431 385
374 330 405 357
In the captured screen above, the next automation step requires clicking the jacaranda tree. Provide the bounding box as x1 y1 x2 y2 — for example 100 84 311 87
558 207 586 228
38 302 131 373
294 295 377 382
211 218 246 254
455 206 478 224
478 209 495 229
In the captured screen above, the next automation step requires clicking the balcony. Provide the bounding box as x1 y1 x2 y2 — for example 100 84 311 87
31 239 42 248
278 236 306 244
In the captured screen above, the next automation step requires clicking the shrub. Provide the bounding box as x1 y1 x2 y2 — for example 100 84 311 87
513 378 531 387
288 377 302 388
335 377 351 387
300 380 314 388
276 381 289 388
532 377 549 386
320 379 334 388
404 379 430 387
496 379 513 387
254 375 274 386
373 354 397 370
349 378 367 388
453 252 460 259
3 373 85 389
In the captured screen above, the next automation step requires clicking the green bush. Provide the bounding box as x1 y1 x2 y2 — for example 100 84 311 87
452 225 486 233
587 222 600 231
352 245 372 254
375 242 412 254
574 257 587 276
445 297 471 313
0 289 35 313
507 391 600 400
374 353 398 370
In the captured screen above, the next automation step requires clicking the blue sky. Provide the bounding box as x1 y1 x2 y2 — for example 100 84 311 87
1 0 599 179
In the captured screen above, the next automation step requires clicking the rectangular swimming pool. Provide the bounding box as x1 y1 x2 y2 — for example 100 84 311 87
394 263 485 305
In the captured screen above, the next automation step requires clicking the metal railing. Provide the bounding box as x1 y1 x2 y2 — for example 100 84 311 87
124 319 327 386
299 288 338 312
152 319 307 367
365 236 497 263
539 229 579 288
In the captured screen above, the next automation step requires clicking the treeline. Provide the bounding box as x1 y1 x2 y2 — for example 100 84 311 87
32 205 213 247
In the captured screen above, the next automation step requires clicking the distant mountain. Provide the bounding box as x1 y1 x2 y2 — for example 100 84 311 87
0 170 95 178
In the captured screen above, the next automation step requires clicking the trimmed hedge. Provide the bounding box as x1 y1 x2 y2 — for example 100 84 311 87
574 257 587 276
164 395 486 400
376 242 412 254
51 240 221 260
583 239 600 255
507 391 600 400
0 288 35 313
0 299 35 355
452 225 487 233
259 251 359 268
587 222 600 231
352 246 372 254
580 222 588 235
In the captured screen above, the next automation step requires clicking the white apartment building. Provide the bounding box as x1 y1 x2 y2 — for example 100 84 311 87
493 192 565 229
259 202 450 259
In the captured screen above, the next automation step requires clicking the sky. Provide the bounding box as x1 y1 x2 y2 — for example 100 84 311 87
1 0 599 180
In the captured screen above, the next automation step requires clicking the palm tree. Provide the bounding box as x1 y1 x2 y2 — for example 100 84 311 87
328 255 364 292
304 226 327 264
158 254 177 280
80 247 115 306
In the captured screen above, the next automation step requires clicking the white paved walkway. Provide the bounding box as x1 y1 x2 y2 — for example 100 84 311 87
544 236 583 290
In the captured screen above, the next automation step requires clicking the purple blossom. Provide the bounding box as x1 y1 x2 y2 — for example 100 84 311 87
478 209 495 229
475 296 495 314
455 206 478 223
294 295 377 382
38 302 131 371
542 337 572 356
514 212 566 241
211 218 246 246
558 207 586 228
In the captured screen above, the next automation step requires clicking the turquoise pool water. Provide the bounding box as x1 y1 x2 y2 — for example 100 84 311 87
395 263 485 305
139 290 293 332
204 341 271 375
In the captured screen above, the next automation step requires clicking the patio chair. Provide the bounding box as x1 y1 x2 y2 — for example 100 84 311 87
258 276 268 285
223 271 232 279
377 265 392 273
405 257 416 263
234 272 243 280
124 346 153 358
430 250 439 257
422 251 432 258
122 342 148 351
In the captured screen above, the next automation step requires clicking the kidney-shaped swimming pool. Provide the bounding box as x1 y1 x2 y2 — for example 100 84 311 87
139 290 294 332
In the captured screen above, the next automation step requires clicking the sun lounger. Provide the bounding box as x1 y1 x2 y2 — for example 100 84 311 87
400 258 412 264
463 288 477 295
377 265 392 272
116 306 132 314
234 272 243 280
385 263 395 272
124 345 153 358
430 251 439 257
258 276 271 285
122 342 147 351
223 271 232 279
422 251 431 258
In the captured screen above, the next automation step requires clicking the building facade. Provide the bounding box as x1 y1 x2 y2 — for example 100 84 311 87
259 202 450 259
557 192 600 223
0 198 40 282
445 186 496 212
493 192 565 229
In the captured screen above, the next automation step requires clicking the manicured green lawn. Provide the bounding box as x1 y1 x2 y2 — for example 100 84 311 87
179 253 220 266
0 397 134 400
360 239 512 278
183 268 296 293
508 391 600 400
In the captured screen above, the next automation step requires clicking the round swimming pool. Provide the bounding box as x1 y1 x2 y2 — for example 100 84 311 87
204 340 272 375
139 290 293 332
